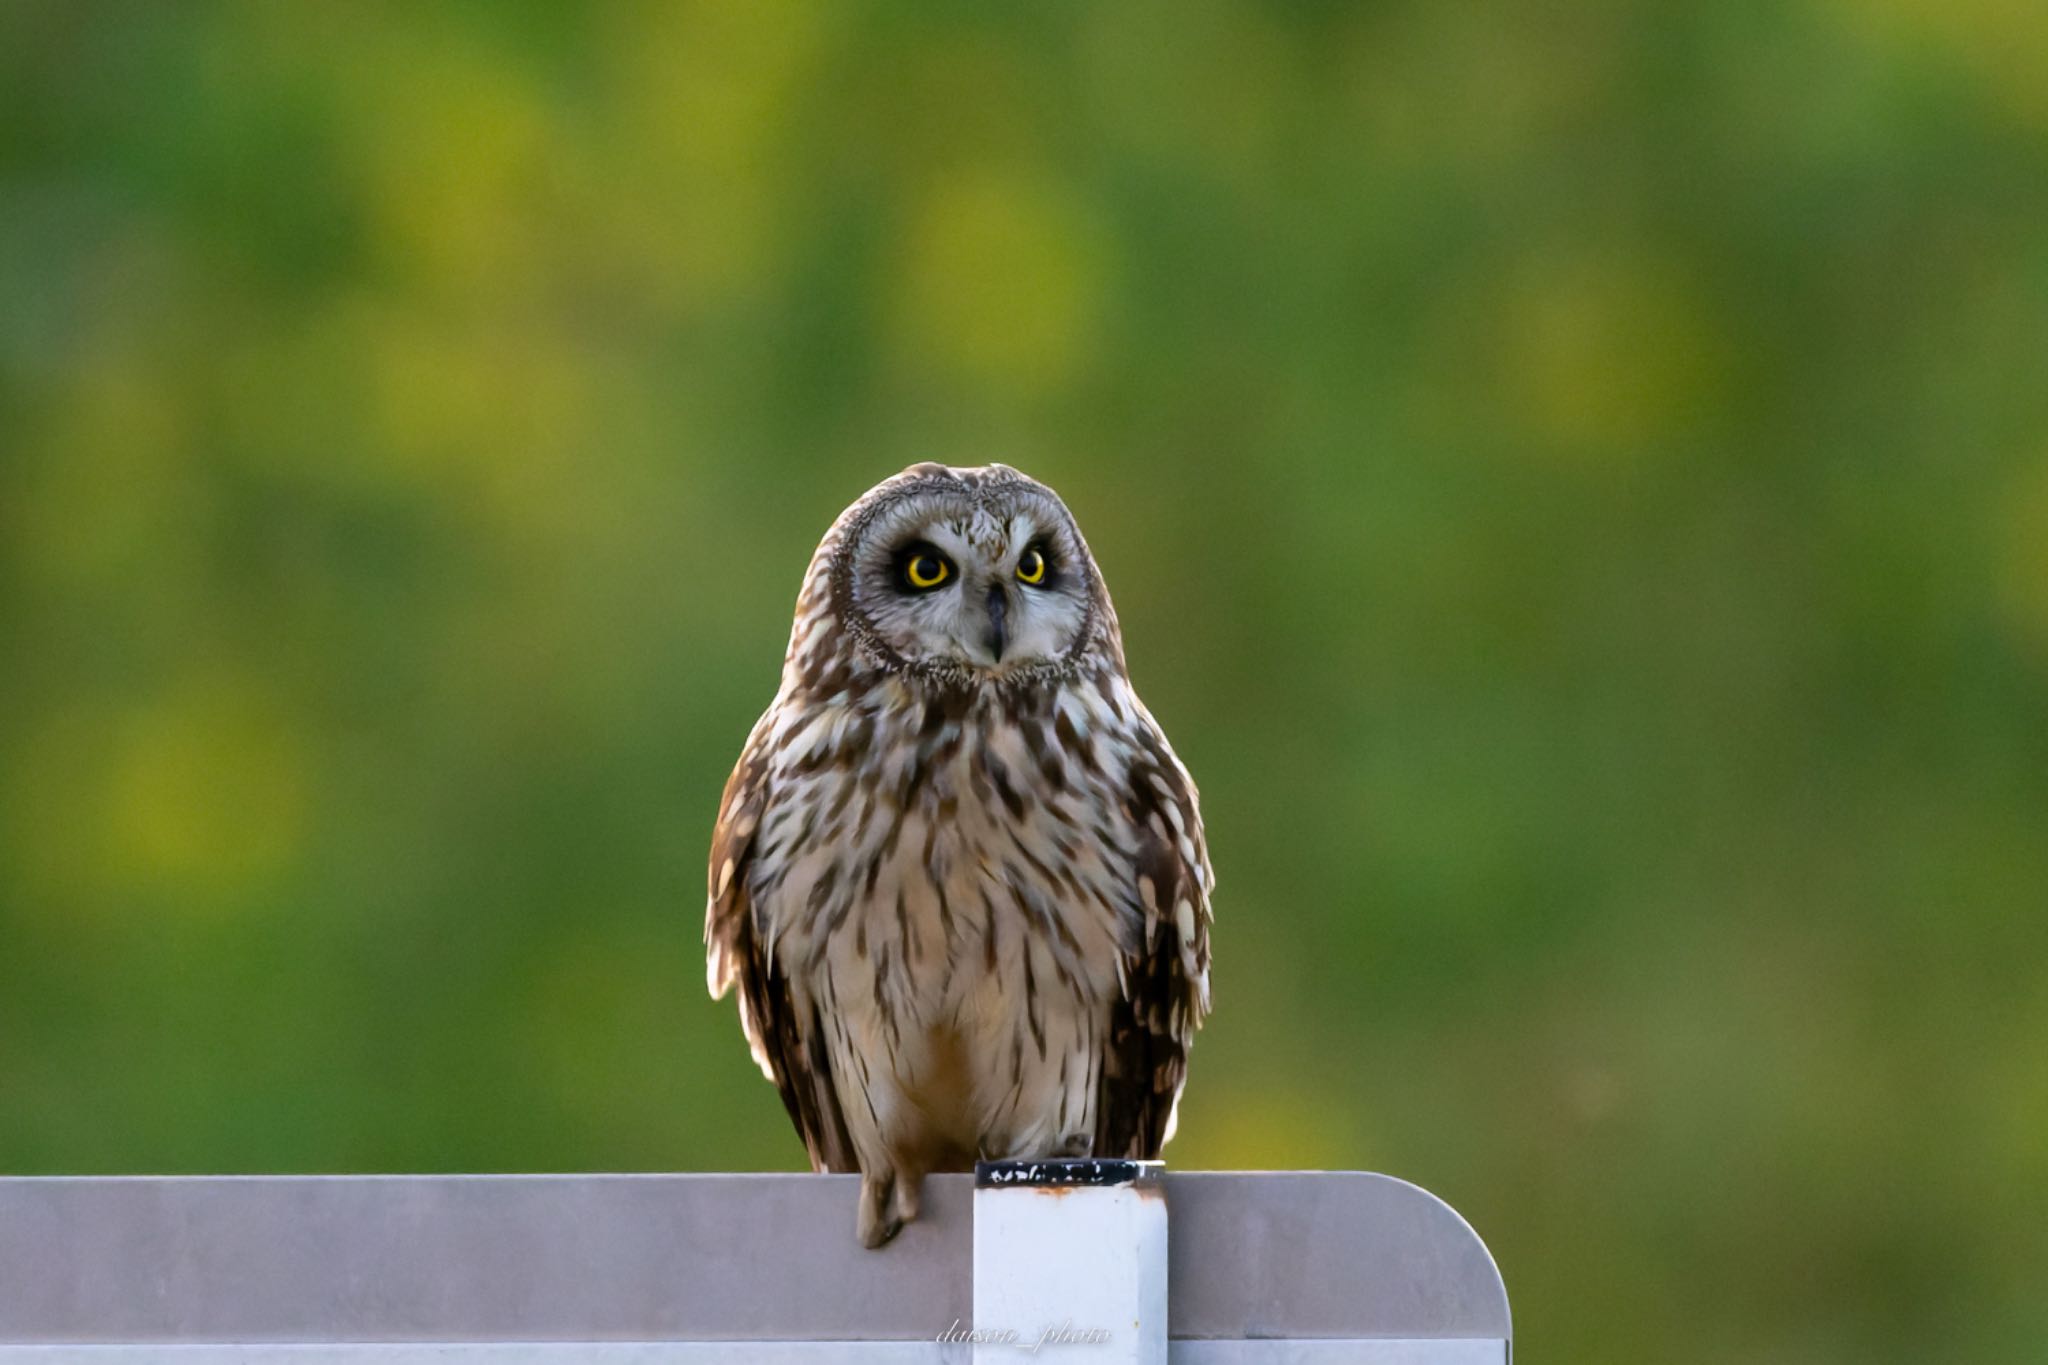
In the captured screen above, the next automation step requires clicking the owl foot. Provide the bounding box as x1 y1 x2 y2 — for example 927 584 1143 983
856 1166 925 1248
857 1169 917 1248
1053 1130 1094 1158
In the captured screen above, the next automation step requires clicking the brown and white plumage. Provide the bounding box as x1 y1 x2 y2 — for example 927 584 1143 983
705 463 1213 1246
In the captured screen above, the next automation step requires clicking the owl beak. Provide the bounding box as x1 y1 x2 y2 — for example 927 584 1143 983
983 584 1008 664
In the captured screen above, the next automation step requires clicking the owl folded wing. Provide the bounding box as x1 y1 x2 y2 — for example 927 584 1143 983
1094 736 1215 1159
705 719 859 1173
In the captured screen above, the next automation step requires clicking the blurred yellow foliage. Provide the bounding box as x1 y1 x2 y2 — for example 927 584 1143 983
1994 456 2048 655
1839 0 2048 128
891 169 1108 401
10 360 194 591
1496 247 1731 461
107 676 307 902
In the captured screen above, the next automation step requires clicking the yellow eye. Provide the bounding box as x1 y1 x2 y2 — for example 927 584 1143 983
1016 547 1047 585
905 553 949 589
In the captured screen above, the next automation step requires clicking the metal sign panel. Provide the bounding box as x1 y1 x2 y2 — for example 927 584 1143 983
0 1172 1508 1360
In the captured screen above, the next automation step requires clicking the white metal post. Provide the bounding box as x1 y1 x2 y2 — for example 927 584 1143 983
969 1158 1167 1365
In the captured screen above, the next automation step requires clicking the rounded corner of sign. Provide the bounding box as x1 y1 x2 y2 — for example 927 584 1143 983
1378 1170 1513 1340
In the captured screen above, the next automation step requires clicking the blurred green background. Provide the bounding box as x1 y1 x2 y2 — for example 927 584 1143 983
3 2 2046 1360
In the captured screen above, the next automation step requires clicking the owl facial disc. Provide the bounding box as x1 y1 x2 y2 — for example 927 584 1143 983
831 464 1104 683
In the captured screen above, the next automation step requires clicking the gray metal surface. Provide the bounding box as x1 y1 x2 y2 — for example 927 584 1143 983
0 1344 1505 1364
0 1173 1508 1345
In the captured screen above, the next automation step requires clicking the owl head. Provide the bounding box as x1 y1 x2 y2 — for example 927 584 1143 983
805 463 1119 688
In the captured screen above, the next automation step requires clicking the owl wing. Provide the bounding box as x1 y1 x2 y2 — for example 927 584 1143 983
705 714 859 1173
1095 726 1215 1159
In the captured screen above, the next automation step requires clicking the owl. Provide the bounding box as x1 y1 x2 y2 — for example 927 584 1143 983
705 463 1213 1247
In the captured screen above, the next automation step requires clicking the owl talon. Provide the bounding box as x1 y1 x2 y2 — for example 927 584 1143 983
857 1171 905 1249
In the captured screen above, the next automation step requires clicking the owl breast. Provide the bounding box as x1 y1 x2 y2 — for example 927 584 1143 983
748 673 1140 1167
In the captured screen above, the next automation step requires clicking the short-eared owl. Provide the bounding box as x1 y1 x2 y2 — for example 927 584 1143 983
705 464 1213 1247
